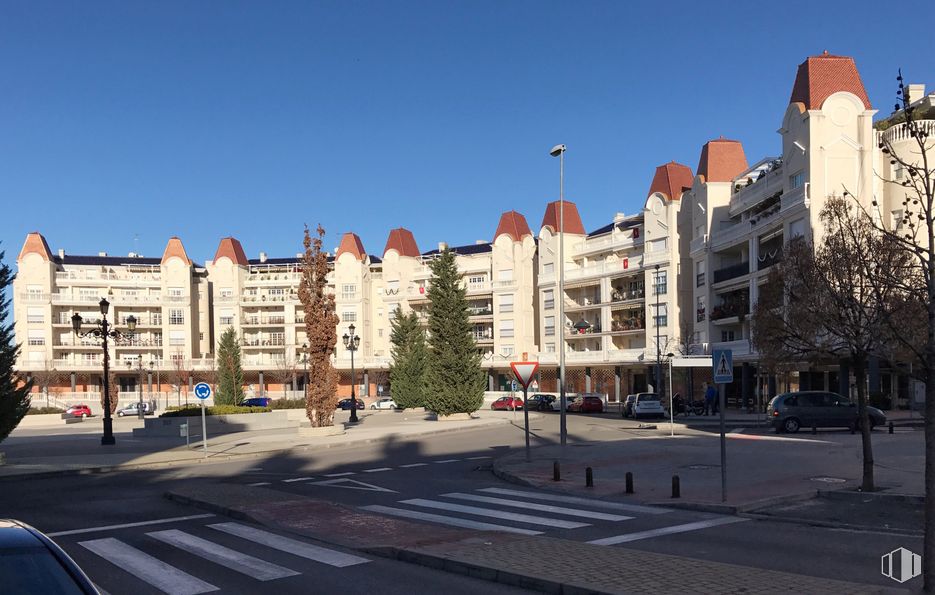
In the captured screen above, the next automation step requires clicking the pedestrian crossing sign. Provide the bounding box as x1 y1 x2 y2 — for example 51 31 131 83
712 349 733 384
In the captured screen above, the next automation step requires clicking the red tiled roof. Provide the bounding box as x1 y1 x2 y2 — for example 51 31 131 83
697 138 748 183
213 237 249 266
383 228 420 258
17 232 52 262
647 162 694 200
493 211 532 242
161 237 191 266
789 51 871 110
540 201 585 235
336 232 367 261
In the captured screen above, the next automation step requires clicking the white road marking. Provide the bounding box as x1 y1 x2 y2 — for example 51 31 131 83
248 482 271 487
727 433 833 444
729 428 744 434
309 478 397 492
400 499 589 529
282 477 314 483
362 467 392 473
399 463 428 468
79 537 218 594
466 456 491 460
434 459 460 464
587 517 750 545
362 505 542 535
323 472 355 477
47 514 216 537
247 467 263 471
479 487 671 515
442 493 633 522
208 522 369 567
147 529 298 581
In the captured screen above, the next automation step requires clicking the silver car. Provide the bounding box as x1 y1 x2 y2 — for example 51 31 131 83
767 391 886 433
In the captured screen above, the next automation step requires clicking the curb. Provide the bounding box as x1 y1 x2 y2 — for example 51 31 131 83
0 417 510 481
740 511 924 537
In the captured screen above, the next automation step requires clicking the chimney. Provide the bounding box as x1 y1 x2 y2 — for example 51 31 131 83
475 240 486 245
296 253 303 259
907 83 927 103
100 252 108 257
259 252 267 263
58 249 65 259
438 241 448 252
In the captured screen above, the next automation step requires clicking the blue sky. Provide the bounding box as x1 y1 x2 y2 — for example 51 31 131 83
1 1 933 265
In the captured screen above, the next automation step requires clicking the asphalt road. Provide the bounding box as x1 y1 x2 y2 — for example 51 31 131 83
0 411 922 593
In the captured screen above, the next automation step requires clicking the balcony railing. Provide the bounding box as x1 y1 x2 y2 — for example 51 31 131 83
713 262 749 284
757 248 783 271
730 164 783 216
19 293 50 303
711 302 748 321
611 318 645 332
690 234 708 255
609 288 644 303
883 120 935 144
55 271 161 283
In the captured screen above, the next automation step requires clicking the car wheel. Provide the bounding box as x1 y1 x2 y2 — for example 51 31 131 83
783 417 801 433
370 405 376 410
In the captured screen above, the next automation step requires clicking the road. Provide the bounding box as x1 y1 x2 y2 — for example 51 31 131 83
0 411 920 593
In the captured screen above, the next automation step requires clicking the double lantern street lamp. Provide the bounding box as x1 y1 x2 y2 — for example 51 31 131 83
71 298 136 446
342 324 361 423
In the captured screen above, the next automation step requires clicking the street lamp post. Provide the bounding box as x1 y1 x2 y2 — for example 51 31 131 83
666 352 675 437
654 264 662 398
550 143 567 447
72 299 134 446
128 359 145 420
342 325 361 423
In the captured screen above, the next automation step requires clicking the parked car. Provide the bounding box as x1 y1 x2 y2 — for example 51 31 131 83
767 391 887 433
337 398 365 410
622 394 637 418
527 394 556 411
116 402 154 417
632 393 665 419
568 395 604 413
0 519 99 594
370 397 398 410
65 405 92 419
490 396 524 411
242 397 271 407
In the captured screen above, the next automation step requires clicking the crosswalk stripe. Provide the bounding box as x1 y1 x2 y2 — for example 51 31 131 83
147 530 298 581
248 482 271 487
399 498 589 529
399 463 427 468
323 472 355 477
362 467 392 473
362 505 542 535
282 477 314 483
207 522 369 567
434 459 460 463
587 517 750 545
79 537 218 594
466 456 491 460
479 487 671 514
442 493 633 522
48 514 216 538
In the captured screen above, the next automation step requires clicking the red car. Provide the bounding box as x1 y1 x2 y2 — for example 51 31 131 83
568 396 604 413
490 396 524 411
65 404 92 418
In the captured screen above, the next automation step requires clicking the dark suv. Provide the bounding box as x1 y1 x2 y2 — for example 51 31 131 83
767 391 886 433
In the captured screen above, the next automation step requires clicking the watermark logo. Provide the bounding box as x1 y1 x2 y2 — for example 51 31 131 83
881 547 921 583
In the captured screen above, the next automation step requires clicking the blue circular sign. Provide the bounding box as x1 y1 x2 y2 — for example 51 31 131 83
194 382 212 400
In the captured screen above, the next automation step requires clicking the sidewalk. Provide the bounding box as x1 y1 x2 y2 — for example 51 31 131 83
0 410 519 479
165 482 901 594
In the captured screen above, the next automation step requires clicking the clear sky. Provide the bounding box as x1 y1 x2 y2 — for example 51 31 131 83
1 1 933 265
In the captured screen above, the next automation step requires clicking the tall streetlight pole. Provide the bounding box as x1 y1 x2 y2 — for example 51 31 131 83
550 143 567 447
343 325 361 423
654 264 662 398
72 299 134 445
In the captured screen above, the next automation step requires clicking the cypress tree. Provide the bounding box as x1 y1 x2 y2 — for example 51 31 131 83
0 249 31 442
423 250 485 416
389 306 426 409
215 327 245 405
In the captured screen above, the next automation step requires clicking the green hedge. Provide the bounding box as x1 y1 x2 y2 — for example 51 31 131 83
27 406 65 415
160 405 271 417
267 398 306 410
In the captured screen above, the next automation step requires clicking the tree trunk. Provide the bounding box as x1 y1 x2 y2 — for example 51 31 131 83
853 356 874 492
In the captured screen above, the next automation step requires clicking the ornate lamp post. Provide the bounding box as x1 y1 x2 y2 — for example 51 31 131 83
71 299 134 445
342 324 361 423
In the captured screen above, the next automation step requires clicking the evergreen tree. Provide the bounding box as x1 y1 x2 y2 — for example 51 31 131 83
0 249 31 442
423 250 485 415
389 306 426 409
215 327 244 405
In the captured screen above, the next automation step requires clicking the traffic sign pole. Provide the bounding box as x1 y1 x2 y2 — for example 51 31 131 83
523 385 530 462
711 349 732 503
510 361 539 464
719 383 726 502
201 400 207 457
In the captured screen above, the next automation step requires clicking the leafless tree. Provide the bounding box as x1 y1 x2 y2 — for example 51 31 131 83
165 352 189 408
30 360 68 407
270 354 299 399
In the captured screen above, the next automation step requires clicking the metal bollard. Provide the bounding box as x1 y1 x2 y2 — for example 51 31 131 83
586 467 594 488
553 460 561 482
671 475 680 499
889 421 894 434
625 471 633 494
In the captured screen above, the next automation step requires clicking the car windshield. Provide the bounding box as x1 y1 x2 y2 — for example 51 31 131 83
0 549 87 594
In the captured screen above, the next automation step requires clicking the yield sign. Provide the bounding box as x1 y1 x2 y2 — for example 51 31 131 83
510 361 539 389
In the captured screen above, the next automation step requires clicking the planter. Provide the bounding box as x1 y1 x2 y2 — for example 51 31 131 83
297 423 346 437
435 413 475 422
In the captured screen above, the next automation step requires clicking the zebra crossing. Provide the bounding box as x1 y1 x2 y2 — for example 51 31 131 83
71 520 369 594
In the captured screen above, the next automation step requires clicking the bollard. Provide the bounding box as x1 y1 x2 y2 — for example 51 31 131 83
625 471 633 494
553 460 561 482
889 421 894 435
586 467 594 488
671 474 680 499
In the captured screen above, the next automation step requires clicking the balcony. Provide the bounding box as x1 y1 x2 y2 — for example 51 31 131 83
610 317 645 333
565 296 602 311
882 120 935 144
493 280 517 290
710 220 751 250
241 294 293 304
115 338 163 348
242 339 286 348
710 294 749 323
757 247 783 271
729 163 783 217
242 316 287 326
55 270 161 284
465 281 492 294
609 288 644 304
713 261 749 284
780 183 810 213
51 293 104 304
18 292 50 303
690 234 708 255
573 230 640 255
467 306 493 318
539 256 643 285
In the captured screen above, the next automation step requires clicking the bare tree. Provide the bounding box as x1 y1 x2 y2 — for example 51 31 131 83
165 352 189 408
30 360 68 407
270 354 298 400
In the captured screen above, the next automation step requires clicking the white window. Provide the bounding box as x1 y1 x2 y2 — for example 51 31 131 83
342 311 357 323
652 271 668 295
721 330 736 342
891 209 905 231
167 287 183 297
169 309 184 325
269 332 285 345
341 284 357 299
543 290 554 310
653 304 668 327
219 308 234 326
468 275 486 285
501 346 514 356
790 171 805 190
220 288 233 298
545 343 556 353
499 319 514 338
543 263 554 274
648 238 667 252
169 330 185 346
269 288 285 296
544 316 555 337
498 269 513 281
27 330 45 346
499 294 514 313
27 307 43 324
170 353 184 363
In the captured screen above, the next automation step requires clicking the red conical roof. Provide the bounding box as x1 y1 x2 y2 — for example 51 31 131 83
647 162 694 200
383 228 420 258
540 201 585 235
494 211 532 242
336 232 367 261
18 231 52 262
161 237 191 265
697 138 748 183
789 51 871 110
213 237 249 266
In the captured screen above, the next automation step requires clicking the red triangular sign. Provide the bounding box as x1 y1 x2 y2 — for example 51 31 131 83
510 361 539 389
